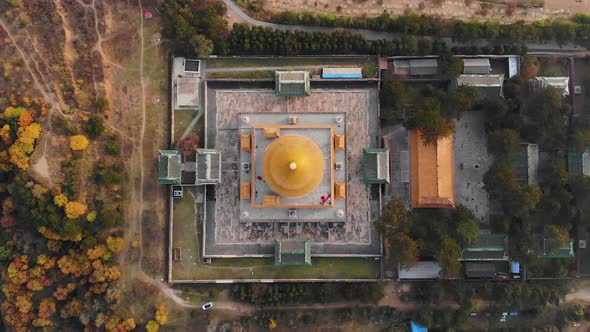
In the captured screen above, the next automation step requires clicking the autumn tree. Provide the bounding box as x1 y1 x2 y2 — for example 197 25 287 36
107 236 125 253
65 201 87 219
53 193 68 207
146 320 160 332
191 34 214 58
70 134 89 151
155 305 169 325
177 132 200 157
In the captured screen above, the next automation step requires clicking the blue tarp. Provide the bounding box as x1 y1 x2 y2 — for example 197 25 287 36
411 321 428 332
322 73 363 79
511 261 520 274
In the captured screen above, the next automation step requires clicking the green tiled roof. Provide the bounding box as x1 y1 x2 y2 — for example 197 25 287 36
363 148 390 184
543 239 575 259
274 238 311 266
159 150 182 185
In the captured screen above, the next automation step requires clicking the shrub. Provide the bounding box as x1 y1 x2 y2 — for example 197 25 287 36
84 115 104 138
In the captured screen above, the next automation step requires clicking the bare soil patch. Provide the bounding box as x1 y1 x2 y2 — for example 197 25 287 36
259 0 577 23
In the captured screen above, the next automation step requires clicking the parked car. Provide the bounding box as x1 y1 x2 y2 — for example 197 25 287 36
202 302 214 311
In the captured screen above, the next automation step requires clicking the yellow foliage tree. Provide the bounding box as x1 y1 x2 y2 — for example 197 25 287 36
106 236 125 253
0 124 12 144
155 305 169 325
65 201 87 219
32 318 52 327
8 123 42 169
53 194 68 207
69 135 89 151
146 320 160 332
105 266 121 281
87 211 97 222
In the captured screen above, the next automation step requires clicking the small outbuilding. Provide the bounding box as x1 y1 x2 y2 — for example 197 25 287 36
455 74 505 98
176 77 199 108
275 71 311 97
463 58 491 74
322 67 362 79
532 76 570 97
393 58 438 76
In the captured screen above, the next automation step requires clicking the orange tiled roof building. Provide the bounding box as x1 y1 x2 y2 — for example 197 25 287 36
410 130 455 209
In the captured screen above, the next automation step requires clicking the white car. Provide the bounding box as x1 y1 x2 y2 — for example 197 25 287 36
202 302 214 310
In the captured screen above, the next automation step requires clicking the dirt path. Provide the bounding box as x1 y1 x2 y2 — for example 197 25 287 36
566 286 590 303
136 0 148 275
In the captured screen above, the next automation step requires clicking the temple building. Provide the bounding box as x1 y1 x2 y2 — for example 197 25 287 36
409 130 455 209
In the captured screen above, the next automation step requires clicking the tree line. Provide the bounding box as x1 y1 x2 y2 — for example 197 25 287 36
275 12 590 47
161 0 528 57
227 24 527 57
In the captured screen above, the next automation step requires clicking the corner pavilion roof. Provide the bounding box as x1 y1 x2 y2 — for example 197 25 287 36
410 130 455 209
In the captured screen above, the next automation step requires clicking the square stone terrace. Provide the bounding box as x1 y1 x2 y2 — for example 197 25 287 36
240 113 347 221
204 83 381 256
454 111 491 223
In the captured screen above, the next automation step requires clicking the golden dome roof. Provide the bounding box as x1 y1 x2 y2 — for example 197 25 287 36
263 135 325 198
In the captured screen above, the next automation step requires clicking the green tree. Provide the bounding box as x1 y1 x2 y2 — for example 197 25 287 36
524 86 566 149
442 85 479 119
84 115 105 138
545 224 570 250
377 197 410 235
483 159 517 198
439 55 464 81
390 233 419 269
437 236 461 277
380 79 406 123
406 98 455 145
487 129 520 157
504 184 542 216
451 205 479 245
